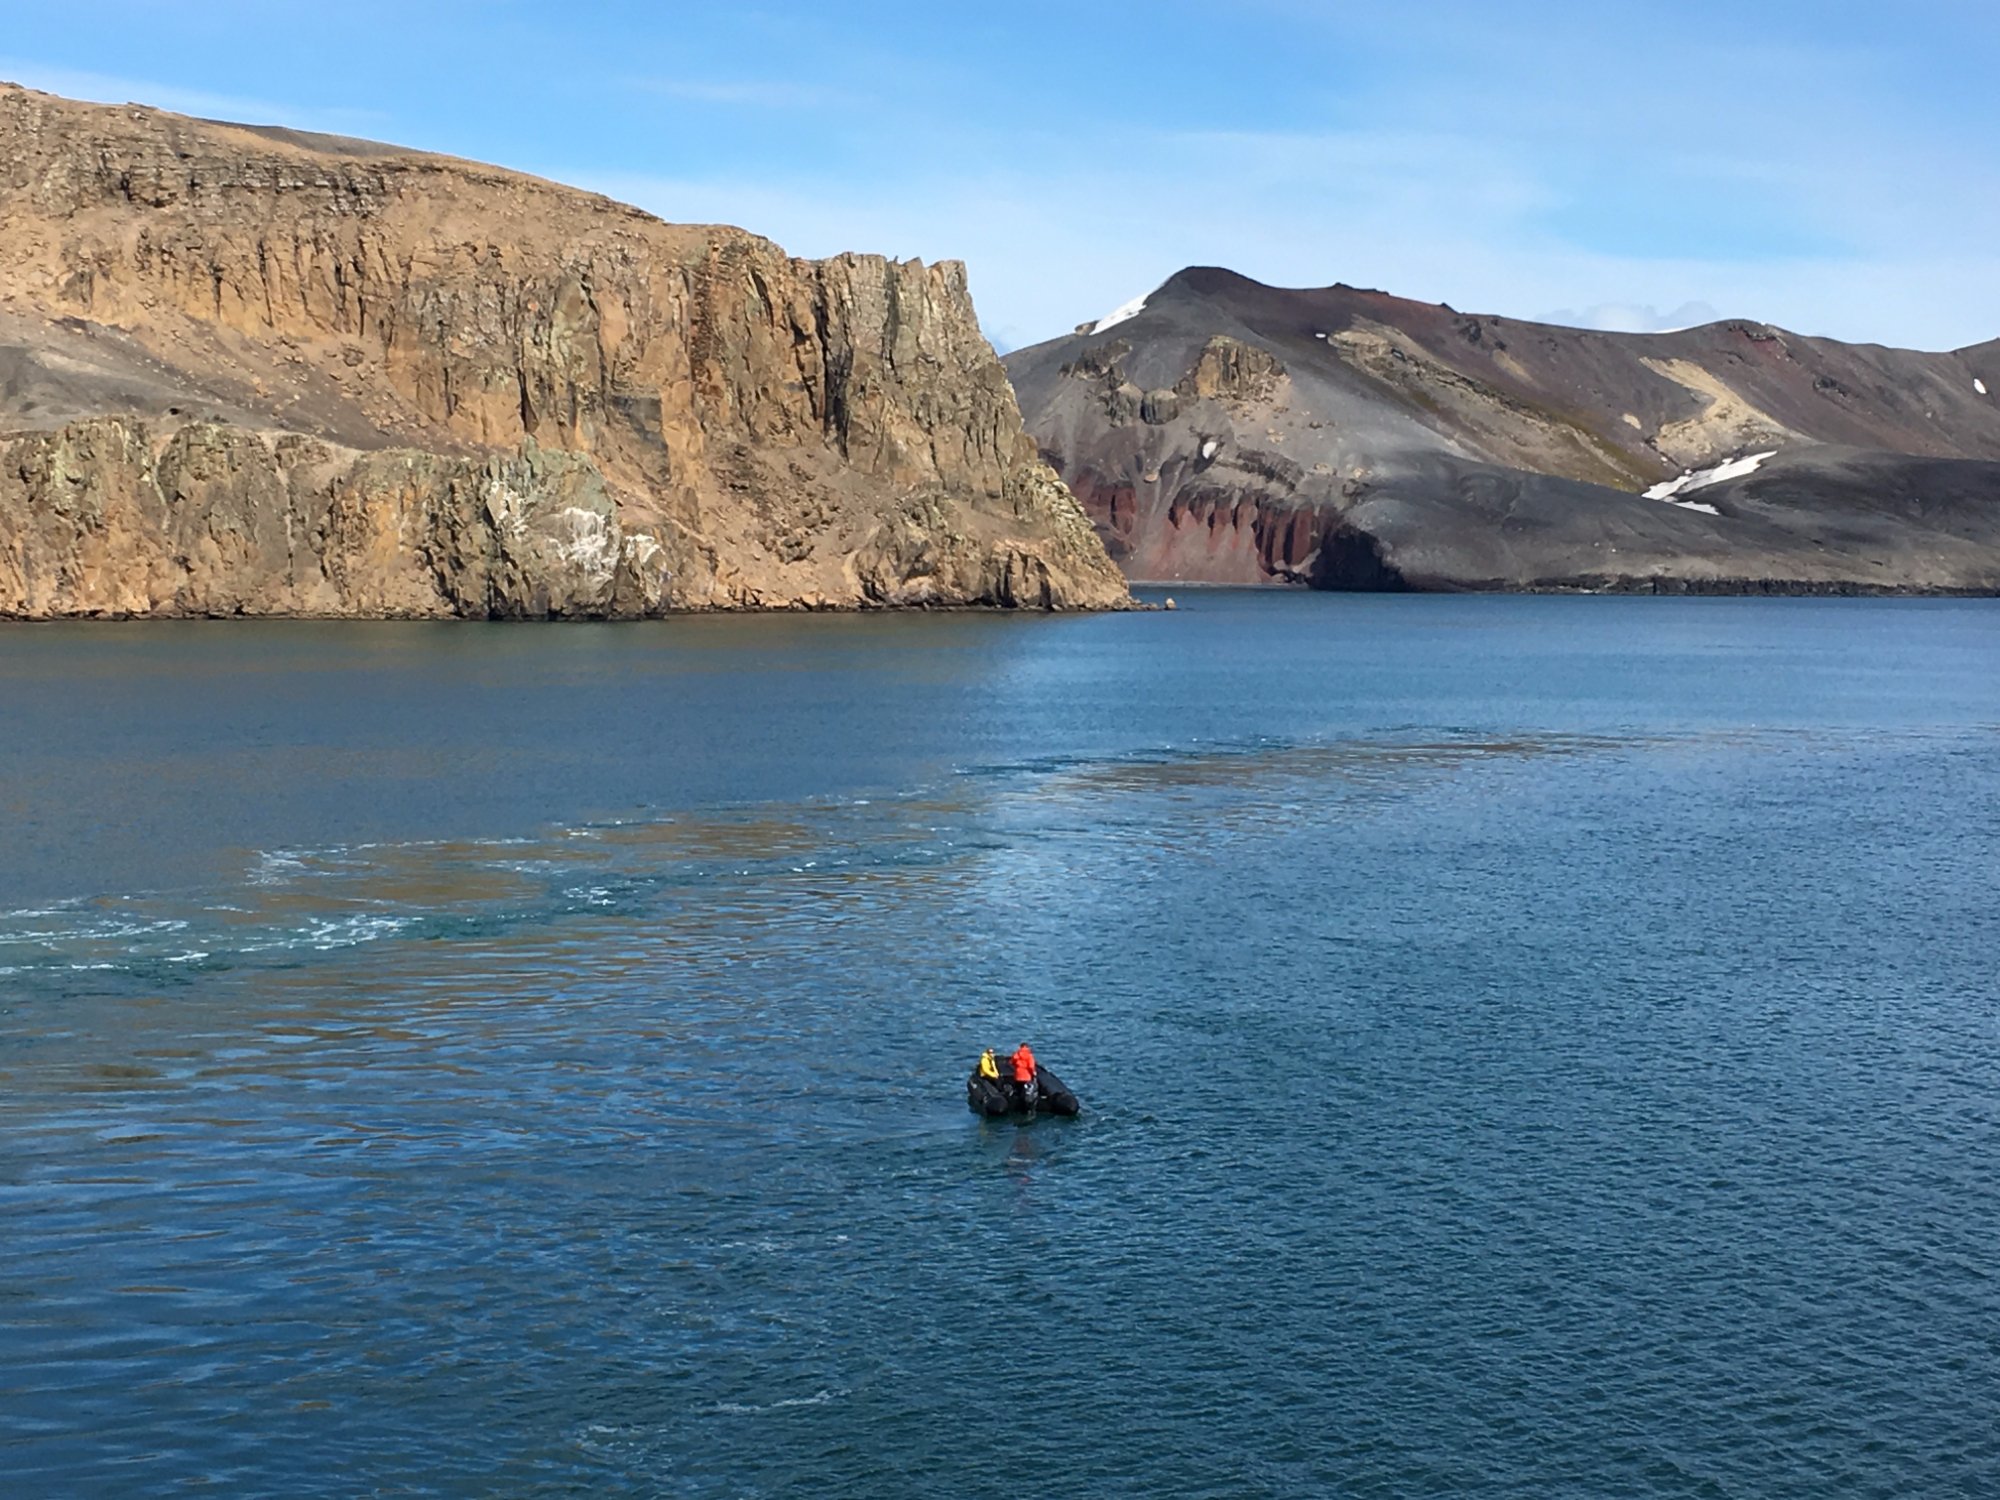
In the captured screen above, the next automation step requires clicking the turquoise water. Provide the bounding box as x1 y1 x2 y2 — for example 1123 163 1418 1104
3 594 1998 1496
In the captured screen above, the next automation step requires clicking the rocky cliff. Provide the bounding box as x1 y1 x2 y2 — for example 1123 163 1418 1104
1006 267 2000 593
0 84 1128 617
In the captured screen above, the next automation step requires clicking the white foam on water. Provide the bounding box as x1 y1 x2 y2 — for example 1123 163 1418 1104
5 915 188 944
240 913 415 955
249 851 311 886
705 1389 840 1416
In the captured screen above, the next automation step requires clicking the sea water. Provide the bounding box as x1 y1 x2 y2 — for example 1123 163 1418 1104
2 593 1997 1496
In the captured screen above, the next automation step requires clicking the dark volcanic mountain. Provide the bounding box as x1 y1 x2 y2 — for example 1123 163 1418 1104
1004 267 2000 592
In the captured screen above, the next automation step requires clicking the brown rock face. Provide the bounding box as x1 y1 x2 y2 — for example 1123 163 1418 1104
0 419 679 618
0 85 1128 617
1177 336 1285 404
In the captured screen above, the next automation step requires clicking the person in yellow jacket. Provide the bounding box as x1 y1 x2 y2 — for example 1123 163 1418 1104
978 1048 1000 1080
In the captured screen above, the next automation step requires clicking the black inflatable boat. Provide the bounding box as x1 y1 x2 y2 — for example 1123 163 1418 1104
966 1058 1079 1118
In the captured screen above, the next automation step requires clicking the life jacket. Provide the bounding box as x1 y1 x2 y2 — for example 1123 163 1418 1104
978 1049 1000 1080
1012 1045 1037 1083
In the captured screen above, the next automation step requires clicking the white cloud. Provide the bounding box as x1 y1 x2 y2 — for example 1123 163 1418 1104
1537 303 1722 334
0 58 384 134
626 77 860 110
573 120 2000 354
13 13 1997 358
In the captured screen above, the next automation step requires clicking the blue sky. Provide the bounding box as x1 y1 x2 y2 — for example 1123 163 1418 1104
5 1 1997 350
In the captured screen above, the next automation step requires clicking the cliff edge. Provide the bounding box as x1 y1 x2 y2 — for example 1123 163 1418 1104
0 85 1129 617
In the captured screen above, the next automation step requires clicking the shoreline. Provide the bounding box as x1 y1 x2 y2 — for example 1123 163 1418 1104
9 582 1999 622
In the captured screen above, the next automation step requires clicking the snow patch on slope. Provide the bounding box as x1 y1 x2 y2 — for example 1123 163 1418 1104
1090 291 1153 335
1643 450 1776 516
1978 378 1990 396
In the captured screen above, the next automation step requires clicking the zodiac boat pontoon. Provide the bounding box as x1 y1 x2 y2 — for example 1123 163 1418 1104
966 1054 1080 1118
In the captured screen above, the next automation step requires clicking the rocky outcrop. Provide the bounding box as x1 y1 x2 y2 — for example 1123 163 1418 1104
0 417 681 618
1176 336 1286 405
0 84 1128 616
1007 266 2000 592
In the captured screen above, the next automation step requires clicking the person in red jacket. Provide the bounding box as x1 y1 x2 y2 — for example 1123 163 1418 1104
1011 1043 1038 1109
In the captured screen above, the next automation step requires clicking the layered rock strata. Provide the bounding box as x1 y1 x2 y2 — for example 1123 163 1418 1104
0 84 1127 617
